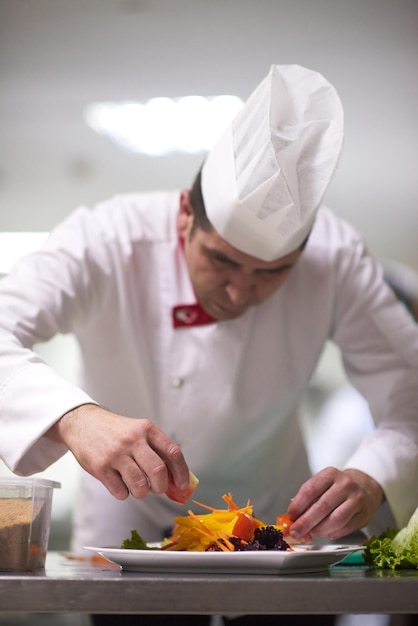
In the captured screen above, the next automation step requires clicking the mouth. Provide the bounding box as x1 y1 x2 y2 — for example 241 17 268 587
210 300 248 319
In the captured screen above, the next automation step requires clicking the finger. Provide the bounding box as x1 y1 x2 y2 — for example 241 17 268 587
116 453 164 498
288 470 348 538
289 496 339 539
287 467 337 519
290 472 363 539
311 499 362 539
128 466 152 498
145 423 190 491
139 468 152 491
99 468 130 500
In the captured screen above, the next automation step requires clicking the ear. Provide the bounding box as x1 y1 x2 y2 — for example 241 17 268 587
177 189 194 238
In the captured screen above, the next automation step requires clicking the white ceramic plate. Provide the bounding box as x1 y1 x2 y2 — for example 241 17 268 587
83 544 363 574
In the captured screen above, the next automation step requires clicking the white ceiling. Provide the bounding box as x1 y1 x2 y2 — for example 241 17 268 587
1 0 417 267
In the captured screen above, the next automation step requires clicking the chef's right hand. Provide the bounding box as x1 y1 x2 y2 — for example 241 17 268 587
45 403 191 500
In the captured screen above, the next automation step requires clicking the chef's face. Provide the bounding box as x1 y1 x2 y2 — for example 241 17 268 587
177 191 303 321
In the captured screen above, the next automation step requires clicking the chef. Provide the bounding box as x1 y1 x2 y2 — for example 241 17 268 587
1 65 418 626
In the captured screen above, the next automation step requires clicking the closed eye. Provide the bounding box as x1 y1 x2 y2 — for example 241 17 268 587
209 250 240 269
256 265 293 276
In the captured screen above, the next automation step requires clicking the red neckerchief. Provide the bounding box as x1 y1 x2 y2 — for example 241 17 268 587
172 236 217 328
172 302 217 328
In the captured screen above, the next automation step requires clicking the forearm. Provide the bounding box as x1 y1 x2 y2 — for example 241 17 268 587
0 356 95 474
343 428 418 528
46 403 100 446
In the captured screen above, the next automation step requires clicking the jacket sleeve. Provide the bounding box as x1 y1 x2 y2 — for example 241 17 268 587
329 228 418 528
0 207 111 474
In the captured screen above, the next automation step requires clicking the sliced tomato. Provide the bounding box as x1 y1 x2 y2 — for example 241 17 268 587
165 470 199 504
232 513 256 542
276 513 312 543
276 513 293 533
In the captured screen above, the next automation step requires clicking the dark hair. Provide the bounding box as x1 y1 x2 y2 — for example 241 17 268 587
188 167 213 236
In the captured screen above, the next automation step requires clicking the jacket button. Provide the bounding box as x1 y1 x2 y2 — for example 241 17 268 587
172 377 184 388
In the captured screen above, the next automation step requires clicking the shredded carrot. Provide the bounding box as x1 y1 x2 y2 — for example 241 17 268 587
215 532 236 552
222 493 241 510
165 493 265 552
192 493 252 514
191 500 218 512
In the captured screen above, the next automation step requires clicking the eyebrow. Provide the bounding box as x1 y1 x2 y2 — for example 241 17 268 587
208 247 295 273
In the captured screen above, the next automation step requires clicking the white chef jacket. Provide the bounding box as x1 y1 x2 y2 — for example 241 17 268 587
1 191 417 551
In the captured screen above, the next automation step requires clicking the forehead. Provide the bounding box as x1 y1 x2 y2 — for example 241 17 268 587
197 225 301 269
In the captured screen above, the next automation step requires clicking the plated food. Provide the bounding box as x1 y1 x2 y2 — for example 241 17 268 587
84 493 362 573
122 493 311 553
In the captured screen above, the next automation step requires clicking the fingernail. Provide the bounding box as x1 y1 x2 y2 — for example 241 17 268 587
290 530 300 539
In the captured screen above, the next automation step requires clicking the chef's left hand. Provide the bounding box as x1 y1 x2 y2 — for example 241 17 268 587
286 467 384 540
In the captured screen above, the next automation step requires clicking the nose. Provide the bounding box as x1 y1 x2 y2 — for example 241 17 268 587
225 275 255 307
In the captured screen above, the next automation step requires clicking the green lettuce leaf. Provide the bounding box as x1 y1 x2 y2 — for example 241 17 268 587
363 507 418 570
121 529 159 550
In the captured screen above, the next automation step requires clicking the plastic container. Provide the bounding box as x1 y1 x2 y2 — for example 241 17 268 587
0 477 61 571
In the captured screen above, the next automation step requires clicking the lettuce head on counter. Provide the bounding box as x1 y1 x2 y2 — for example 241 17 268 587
364 506 418 570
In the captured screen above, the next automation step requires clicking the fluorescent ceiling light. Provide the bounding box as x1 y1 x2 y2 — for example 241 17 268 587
0 232 49 275
84 95 244 156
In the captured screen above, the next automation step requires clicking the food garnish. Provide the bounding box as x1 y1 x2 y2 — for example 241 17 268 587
122 493 294 552
121 529 160 550
165 470 199 504
276 513 312 543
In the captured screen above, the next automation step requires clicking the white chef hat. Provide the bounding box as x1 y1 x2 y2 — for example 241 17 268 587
201 64 344 261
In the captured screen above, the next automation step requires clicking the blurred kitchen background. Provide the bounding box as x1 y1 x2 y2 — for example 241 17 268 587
1 0 417 558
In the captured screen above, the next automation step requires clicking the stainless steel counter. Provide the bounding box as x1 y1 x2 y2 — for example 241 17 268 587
0 552 417 615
